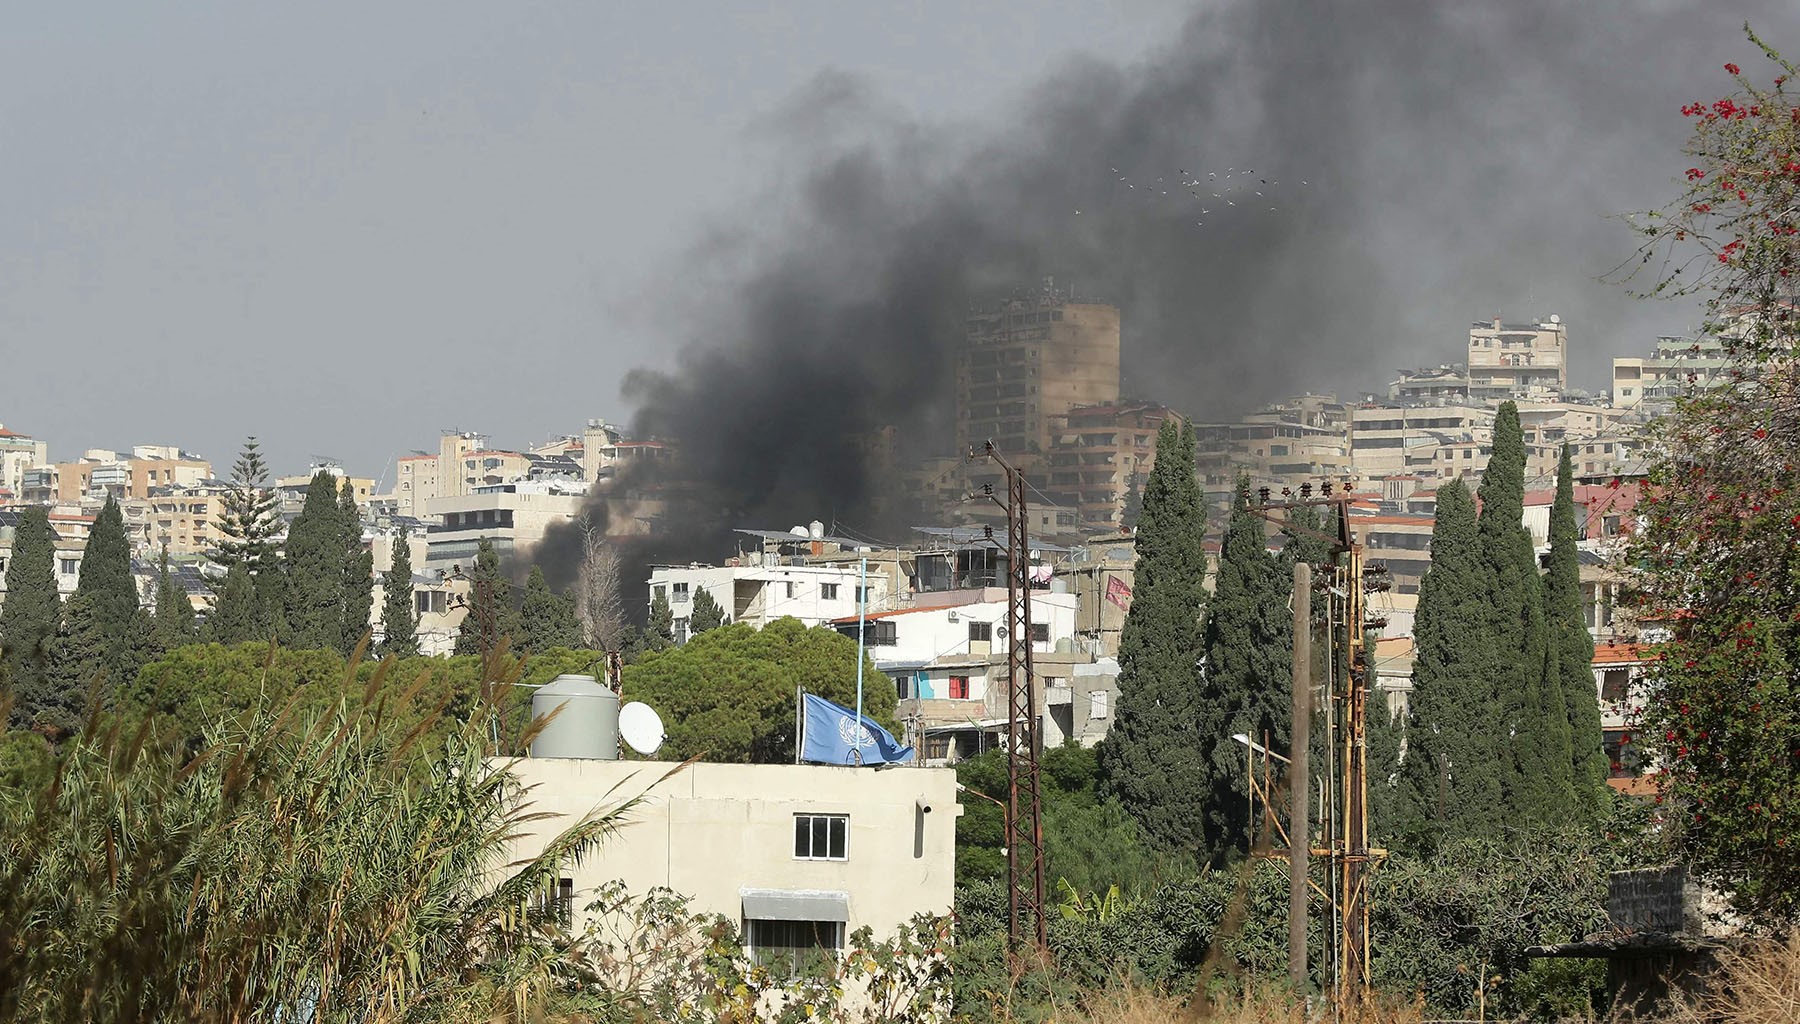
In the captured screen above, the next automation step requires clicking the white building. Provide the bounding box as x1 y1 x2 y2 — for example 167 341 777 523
648 563 893 642
502 757 957 968
421 480 586 573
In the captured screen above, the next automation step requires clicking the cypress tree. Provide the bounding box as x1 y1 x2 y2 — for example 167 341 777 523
453 538 518 656
64 497 146 694
205 563 261 645
283 471 346 650
43 594 105 731
1096 420 1209 853
645 590 676 652
519 565 581 653
1546 443 1609 816
1477 402 1573 823
1398 479 1501 843
1 507 64 730
689 588 726 634
150 547 198 653
1197 476 1294 862
337 479 374 656
378 527 420 659
1120 471 1146 532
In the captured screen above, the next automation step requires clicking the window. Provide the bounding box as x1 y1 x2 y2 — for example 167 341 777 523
538 877 574 926
652 584 666 602
794 814 848 860
896 675 911 699
1029 623 1049 644
672 582 690 600
949 675 970 700
785 581 795 599
855 585 871 605
820 583 839 600
673 618 689 644
1089 691 1110 719
60 558 78 575
1601 668 1630 703
866 620 897 646
744 918 844 971
968 621 992 642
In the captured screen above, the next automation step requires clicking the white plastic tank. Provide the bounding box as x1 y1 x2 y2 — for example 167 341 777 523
529 674 620 760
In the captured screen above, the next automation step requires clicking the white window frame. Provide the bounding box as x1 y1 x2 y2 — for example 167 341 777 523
793 813 849 861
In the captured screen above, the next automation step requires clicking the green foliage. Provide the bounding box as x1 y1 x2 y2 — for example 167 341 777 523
282 470 347 650
1 506 62 731
454 538 519 656
645 590 676 652
1198 476 1292 864
1097 420 1209 854
1399 478 1502 846
208 437 282 580
1479 403 1574 825
378 527 420 658
203 563 264 646
518 565 581 655
1547 444 1609 818
337 478 374 657
0 729 54 792
621 618 896 763
688 587 727 634
149 548 198 656
0 655 644 1022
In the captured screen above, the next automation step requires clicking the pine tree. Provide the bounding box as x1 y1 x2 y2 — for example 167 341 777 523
205 563 261 645
1197 476 1295 862
337 479 373 656
1478 402 1573 823
1398 479 1502 845
519 565 581 653
1546 443 1609 817
1096 420 1209 853
1120 471 1146 532
210 437 283 638
378 527 420 659
689 588 726 634
644 590 676 652
283 471 346 650
1 507 64 730
150 547 198 653
63 497 146 695
453 538 519 656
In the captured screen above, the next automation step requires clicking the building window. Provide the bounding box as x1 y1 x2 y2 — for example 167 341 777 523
652 584 666 602
1601 668 1630 703
949 675 970 700
672 582 689 600
538 877 574 926
60 558 78 575
1029 623 1049 644
744 918 845 971
855 585 871 606
794 814 849 861
896 675 911 699
820 583 839 600
1090 691 1110 719
785 581 795 599
968 621 992 642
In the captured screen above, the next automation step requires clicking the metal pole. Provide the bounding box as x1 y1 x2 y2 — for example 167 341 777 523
1290 560 1311 990
854 555 867 766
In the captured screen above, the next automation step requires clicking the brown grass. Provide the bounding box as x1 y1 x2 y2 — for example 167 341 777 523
1652 931 1800 1024
1061 981 1424 1024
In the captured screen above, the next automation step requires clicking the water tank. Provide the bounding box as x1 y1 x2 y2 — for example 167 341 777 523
529 674 620 760
1050 578 1071 594
808 520 825 539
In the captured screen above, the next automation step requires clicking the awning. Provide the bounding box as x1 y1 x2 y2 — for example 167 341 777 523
741 888 849 923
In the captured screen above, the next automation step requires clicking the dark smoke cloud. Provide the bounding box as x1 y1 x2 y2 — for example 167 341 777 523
543 1 1799 603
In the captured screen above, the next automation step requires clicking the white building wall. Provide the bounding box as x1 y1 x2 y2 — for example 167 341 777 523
648 564 894 636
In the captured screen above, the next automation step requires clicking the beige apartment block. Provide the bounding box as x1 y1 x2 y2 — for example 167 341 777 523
121 485 230 557
1611 334 1728 411
1349 404 1492 483
275 471 376 507
392 454 439 518
501 758 957 960
420 482 585 572
956 285 1121 465
1467 316 1568 401
1047 402 1178 530
0 426 49 498
22 452 212 505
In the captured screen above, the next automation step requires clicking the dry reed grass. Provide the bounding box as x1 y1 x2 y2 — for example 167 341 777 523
1039 980 1424 1024
1652 931 1800 1024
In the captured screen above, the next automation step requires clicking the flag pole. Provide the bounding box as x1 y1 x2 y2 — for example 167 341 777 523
796 685 803 765
854 555 867 766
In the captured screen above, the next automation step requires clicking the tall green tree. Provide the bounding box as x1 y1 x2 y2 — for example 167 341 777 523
1478 402 1573 824
1545 444 1609 817
1398 479 1501 846
283 471 346 650
209 437 282 638
56 497 148 701
337 479 373 656
1197 476 1294 862
205 564 262 646
519 565 581 654
1 507 64 731
645 590 676 652
454 538 519 656
688 588 726 635
150 547 198 654
1096 420 1209 853
378 528 420 659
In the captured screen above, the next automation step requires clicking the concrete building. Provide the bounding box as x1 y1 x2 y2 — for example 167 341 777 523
1467 315 1568 401
581 419 669 487
648 561 895 643
391 453 440 518
420 480 585 572
1349 404 1492 483
503 757 957 965
1352 514 1435 596
21 450 212 505
1046 402 1177 530
0 425 49 500
0 509 86 610
956 283 1120 474
1611 334 1728 412
122 483 231 558
1593 643 1657 795
1388 365 1470 404
1195 394 1354 506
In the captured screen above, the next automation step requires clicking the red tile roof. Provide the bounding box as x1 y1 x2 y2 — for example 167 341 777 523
1594 643 1656 665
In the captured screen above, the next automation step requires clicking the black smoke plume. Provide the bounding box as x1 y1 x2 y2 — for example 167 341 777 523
540 1 1798 608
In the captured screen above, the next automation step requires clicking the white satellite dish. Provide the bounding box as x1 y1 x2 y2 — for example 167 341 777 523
618 702 666 756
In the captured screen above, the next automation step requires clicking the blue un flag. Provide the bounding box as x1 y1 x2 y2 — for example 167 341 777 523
799 693 915 766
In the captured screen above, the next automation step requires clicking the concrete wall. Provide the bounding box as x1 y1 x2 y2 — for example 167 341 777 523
501 758 959 944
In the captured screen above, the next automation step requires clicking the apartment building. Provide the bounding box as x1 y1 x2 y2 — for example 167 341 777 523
392 454 439 518
1387 365 1470 404
21 448 212 505
1046 402 1177 529
0 425 49 499
0 509 86 610
1351 514 1435 596
956 284 1120 480
1611 334 1729 411
1592 643 1657 794
1195 395 1354 505
1467 315 1568 401
122 483 231 557
1349 404 1492 482
648 562 894 643
420 480 585 572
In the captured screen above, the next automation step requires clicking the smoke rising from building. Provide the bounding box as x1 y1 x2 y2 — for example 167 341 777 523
541 0 1796 600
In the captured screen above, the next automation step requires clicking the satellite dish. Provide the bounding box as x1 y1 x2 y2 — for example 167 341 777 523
619 702 665 756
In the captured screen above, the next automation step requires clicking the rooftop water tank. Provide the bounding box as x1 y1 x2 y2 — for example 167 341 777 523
529 674 619 760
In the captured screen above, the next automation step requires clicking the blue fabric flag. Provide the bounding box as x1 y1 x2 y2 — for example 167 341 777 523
799 693 915 766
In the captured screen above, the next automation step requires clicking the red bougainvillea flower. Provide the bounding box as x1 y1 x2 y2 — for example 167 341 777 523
1725 63 1741 75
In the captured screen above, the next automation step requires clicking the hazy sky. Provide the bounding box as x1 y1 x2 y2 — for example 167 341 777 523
4 2 1792 485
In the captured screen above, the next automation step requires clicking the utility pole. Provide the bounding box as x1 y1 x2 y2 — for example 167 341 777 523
971 440 1047 952
1290 559 1310 989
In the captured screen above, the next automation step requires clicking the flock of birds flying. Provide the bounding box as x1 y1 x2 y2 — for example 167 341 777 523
1076 165 1312 227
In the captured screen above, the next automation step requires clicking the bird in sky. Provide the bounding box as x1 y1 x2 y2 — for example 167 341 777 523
1227 199 1236 206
